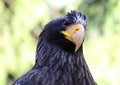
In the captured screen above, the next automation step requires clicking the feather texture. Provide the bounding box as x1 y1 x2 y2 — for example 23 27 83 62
13 10 97 85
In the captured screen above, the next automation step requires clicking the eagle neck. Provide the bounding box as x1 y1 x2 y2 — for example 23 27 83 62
34 39 96 85
35 39 84 69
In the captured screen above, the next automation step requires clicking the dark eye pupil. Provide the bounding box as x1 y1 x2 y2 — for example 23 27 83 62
63 21 70 26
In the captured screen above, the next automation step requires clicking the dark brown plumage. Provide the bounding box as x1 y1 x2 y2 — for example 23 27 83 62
13 10 97 85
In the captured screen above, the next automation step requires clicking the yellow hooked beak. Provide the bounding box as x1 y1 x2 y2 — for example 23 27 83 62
61 24 85 52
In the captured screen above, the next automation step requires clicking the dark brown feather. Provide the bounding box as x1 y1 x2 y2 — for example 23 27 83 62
13 10 97 85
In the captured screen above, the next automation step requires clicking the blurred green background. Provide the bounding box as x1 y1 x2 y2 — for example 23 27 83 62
0 0 120 85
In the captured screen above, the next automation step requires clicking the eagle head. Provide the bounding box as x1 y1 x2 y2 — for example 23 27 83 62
38 10 87 53
13 10 97 85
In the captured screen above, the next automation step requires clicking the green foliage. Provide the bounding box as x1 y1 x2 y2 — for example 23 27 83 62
0 0 120 85
84 34 120 85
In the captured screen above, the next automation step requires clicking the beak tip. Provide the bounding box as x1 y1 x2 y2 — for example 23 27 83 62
75 49 78 52
74 46 79 52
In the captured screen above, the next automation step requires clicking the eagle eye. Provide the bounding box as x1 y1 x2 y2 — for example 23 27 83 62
63 20 70 27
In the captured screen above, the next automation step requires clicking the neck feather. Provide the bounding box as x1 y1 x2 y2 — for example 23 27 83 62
34 39 96 85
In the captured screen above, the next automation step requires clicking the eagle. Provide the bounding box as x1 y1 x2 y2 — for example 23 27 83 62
13 10 97 85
